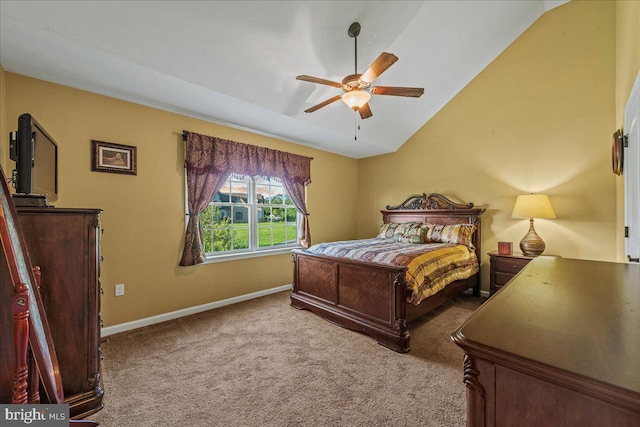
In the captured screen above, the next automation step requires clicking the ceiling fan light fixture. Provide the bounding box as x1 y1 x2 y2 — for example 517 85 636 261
342 90 370 110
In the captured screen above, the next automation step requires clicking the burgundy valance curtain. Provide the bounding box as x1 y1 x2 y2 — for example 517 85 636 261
179 131 312 266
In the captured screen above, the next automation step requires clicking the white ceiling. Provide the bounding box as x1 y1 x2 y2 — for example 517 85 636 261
0 1 568 159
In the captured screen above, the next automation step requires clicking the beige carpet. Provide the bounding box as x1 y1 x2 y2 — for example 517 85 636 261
91 290 482 427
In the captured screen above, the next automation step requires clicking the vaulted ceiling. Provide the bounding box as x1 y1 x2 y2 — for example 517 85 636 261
0 1 568 159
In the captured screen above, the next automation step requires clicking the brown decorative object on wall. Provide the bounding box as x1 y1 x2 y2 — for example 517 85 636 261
91 140 137 175
612 129 623 176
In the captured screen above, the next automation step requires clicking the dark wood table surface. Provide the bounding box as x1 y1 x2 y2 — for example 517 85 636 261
456 256 640 394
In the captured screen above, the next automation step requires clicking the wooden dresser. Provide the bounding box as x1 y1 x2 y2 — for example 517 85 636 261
452 257 640 426
0 207 103 418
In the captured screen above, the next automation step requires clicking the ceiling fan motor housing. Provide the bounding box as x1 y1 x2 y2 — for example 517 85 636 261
342 74 370 92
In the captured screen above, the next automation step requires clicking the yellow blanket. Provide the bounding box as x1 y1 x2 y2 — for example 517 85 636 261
406 244 478 305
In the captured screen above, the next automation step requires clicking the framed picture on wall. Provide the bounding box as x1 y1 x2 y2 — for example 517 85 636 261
91 140 137 175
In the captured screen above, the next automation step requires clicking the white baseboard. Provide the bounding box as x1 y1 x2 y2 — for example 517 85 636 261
101 284 293 337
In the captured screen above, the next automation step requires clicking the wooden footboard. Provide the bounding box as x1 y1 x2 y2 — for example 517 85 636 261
290 250 412 352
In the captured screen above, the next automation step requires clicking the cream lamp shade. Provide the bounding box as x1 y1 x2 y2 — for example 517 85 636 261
511 194 556 256
512 194 556 220
342 90 371 110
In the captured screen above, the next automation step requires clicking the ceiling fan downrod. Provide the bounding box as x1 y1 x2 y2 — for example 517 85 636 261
348 22 361 75
349 22 364 142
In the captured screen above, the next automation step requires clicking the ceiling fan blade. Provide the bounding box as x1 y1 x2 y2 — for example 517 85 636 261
304 95 342 113
359 103 372 119
371 86 424 97
296 75 343 88
360 52 398 83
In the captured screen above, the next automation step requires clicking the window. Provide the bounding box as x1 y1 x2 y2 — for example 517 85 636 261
180 131 311 267
200 174 301 257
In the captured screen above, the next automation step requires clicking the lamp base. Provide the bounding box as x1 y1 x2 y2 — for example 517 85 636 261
519 218 546 256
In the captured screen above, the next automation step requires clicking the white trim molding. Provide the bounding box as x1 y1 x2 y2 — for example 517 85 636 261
101 284 292 337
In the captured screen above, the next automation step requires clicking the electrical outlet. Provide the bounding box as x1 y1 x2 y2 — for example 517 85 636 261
115 284 125 296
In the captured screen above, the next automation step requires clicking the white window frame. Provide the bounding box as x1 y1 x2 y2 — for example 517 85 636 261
198 174 303 263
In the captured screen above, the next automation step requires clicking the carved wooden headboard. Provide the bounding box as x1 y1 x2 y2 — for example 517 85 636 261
380 193 485 261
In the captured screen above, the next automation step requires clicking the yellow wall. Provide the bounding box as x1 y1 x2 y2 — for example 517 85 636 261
615 0 640 260
357 0 617 290
1 74 359 326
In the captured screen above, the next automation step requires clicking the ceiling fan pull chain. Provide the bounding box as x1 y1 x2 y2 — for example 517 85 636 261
354 111 362 141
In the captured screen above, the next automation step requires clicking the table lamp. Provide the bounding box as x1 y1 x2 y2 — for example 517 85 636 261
511 194 556 256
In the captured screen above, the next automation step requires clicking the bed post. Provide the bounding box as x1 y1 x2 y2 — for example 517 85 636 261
291 251 298 294
471 214 482 298
393 271 410 353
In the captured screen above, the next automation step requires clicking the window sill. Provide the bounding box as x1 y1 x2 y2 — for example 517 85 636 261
202 245 303 264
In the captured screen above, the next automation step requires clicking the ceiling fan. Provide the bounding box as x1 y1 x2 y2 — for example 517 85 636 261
296 22 424 120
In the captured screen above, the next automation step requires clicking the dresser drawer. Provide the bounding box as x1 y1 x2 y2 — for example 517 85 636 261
494 257 531 274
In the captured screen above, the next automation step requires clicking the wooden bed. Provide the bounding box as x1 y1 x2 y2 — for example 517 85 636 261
290 193 484 353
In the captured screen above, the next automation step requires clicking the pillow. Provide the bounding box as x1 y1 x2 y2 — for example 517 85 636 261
377 222 425 244
395 233 424 244
424 224 476 248
393 222 425 244
377 222 403 240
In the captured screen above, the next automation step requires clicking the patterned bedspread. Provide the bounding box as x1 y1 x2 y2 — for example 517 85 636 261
305 238 479 305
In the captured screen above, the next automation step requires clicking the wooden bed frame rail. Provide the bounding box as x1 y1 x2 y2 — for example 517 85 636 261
291 193 484 353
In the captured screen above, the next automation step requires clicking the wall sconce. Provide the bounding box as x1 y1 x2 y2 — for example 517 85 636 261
511 194 556 256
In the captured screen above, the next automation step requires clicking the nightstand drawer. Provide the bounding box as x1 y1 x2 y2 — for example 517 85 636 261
494 257 531 274
494 271 515 287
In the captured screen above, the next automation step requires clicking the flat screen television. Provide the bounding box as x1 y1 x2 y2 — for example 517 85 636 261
9 113 58 206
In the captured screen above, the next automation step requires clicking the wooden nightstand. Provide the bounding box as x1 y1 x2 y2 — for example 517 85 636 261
488 250 536 296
